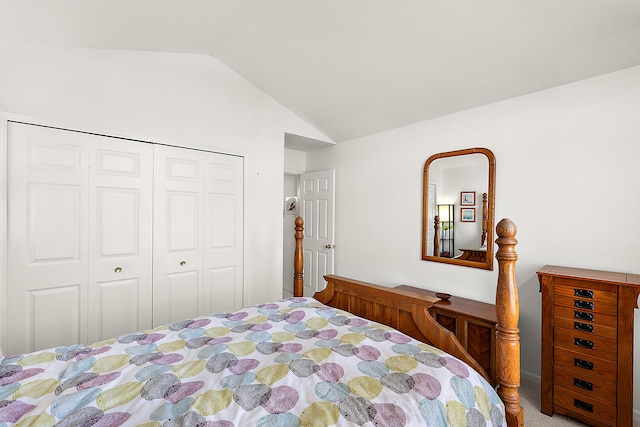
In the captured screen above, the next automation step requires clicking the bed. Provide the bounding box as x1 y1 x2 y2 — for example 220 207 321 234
1 217 523 426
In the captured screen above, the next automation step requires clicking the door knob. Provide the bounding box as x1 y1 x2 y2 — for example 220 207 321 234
325 244 334 249
180 261 186 266
114 267 122 273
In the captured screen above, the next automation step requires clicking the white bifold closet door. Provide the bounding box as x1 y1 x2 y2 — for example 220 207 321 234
7 123 154 354
6 122 243 355
152 144 244 326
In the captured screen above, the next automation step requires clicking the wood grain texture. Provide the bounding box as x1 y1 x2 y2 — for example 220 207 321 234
494 218 524 427
396 284 498 384
292 216 523 426
293 216 304 297
422 147 496 270
314 275 492 382
538 264 640 426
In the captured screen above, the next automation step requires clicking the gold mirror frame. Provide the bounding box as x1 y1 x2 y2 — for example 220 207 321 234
422 147 496 270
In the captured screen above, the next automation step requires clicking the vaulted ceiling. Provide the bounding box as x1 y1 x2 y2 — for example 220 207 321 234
2 1 639 143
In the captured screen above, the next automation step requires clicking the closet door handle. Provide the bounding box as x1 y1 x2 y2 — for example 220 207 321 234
114 267 122 273
180 261 186 266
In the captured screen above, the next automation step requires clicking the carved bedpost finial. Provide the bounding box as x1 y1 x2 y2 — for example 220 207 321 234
293 216 304 297
495 218 524 426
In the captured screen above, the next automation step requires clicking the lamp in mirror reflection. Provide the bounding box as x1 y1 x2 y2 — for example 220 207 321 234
437 204 454 257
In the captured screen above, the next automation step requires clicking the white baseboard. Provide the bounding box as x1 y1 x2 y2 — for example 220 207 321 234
520 369 540 384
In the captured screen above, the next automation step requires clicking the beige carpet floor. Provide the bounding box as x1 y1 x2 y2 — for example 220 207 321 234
519 377 590 426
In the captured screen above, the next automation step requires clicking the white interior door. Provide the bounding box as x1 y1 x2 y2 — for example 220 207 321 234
299 170 335 296
153 145 243 325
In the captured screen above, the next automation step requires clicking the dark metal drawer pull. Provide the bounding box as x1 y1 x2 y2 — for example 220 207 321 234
574 311 594 322
574 322 593 333
573 378 593 391
574 338 594 350
574 399 593 412
574 300 594 310
574 289 594 299
574 358 594 370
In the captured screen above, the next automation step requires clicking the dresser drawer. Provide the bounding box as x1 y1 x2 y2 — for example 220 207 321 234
554 347 617 381
554 305 617 328
554 293 617 315
554 279 618 304
553 316 617 339
554 385 616 426
554 326 617 362
554 366 616 406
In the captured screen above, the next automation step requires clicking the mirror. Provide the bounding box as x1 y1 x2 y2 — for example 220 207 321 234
422 148 496 270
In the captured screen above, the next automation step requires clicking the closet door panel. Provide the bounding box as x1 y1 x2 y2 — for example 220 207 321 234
203 156 243 313
166 271 200 322
153 146 204 326
167 191 200 251
207 266 236 314
97 279 140 340
7 123 89 354
29 183 82 262
31 285 82 351
96 188 139 256
88 140 153 343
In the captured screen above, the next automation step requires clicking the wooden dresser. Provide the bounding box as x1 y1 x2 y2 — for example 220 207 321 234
395 285 497 384
538 265 640 427
457 248 487 263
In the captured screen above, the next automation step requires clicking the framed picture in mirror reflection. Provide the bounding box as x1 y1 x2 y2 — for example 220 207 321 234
461 208 476 222
460 191 476 206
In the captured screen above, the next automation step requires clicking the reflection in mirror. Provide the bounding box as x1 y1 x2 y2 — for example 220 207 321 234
422 148 495 270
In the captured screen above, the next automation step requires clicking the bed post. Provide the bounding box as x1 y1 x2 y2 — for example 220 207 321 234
293 216 304 297
495 218 524 426
481 192 488 248
433 215 441 257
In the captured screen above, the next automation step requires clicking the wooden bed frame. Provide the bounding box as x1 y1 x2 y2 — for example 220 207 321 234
293 216 524 426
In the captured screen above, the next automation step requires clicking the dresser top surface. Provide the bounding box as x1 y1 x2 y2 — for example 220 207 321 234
537 265 640 287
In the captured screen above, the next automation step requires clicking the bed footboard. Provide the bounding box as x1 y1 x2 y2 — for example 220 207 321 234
315 275 492 383
293 216 523 426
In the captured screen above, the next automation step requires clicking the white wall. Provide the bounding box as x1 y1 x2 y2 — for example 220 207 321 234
0 44 329 308
284 148 306 174
306 66 640 414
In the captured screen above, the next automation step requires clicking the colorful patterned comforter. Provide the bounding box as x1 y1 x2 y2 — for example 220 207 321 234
0 297 505 426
